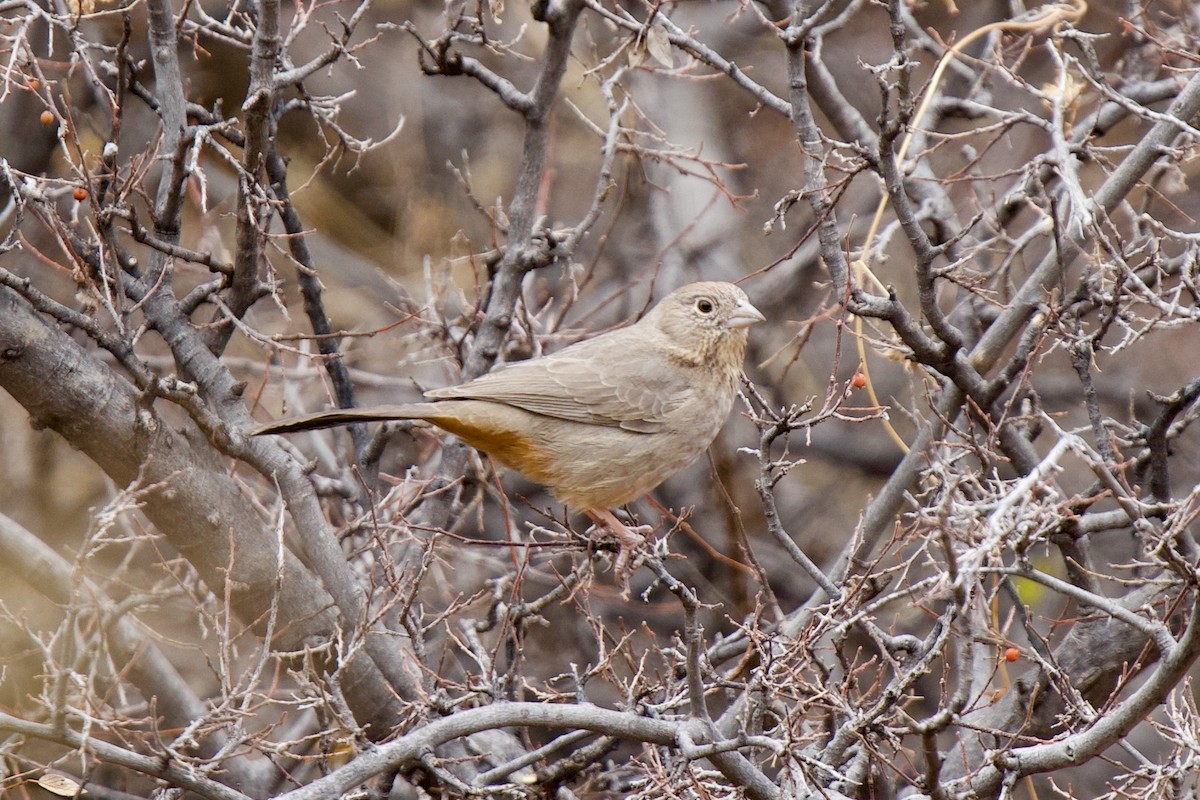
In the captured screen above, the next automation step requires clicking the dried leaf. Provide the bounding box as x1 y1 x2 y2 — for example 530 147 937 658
37 775 86 797
645 23 674 68
627 37 646 68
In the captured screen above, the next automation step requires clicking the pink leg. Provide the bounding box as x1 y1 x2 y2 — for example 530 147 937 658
585 508 652 593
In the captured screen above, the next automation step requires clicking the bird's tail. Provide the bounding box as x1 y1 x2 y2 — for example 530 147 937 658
251 403 439 435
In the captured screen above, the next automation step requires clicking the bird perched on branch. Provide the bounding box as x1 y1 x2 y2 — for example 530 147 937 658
254 281 764 586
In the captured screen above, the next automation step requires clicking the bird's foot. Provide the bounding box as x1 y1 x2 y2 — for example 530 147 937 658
585 508 653 596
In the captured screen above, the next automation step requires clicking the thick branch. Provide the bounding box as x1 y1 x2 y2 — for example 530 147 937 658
0 286 407 736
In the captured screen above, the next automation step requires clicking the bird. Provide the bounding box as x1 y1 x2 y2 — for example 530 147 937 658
253 281 764 584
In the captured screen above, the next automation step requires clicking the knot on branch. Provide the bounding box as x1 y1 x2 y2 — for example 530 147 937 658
532 0 582 34
433 50 464 76
407 23 463 77
516 231 554 273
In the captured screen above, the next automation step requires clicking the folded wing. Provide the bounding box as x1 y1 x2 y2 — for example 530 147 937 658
426 333 689 433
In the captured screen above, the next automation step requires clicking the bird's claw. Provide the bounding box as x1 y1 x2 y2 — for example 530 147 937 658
585 511 653 596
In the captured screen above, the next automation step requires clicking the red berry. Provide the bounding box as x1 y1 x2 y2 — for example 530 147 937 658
73 187 88 201
850 372 867 389
1004 647 1020 663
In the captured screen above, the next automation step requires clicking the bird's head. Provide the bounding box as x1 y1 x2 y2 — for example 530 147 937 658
648 281 764 367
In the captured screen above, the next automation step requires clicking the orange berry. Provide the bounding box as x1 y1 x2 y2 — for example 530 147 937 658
73 186 88 201
40 109 54 125
850 372 867 389
28 78 40 91
1004 647 1020 663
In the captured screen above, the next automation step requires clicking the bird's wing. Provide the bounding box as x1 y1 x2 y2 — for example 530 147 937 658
426 332 690 433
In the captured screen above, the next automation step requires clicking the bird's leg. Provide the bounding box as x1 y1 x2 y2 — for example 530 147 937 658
585 507 653 592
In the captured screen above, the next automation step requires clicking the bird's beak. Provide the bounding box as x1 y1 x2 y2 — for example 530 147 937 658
726 299 766 330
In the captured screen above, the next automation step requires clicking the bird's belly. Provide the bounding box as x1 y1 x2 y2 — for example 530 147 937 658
427 399 726 511
532 421 717 510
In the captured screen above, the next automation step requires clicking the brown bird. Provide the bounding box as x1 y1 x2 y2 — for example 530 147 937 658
254 281 764 580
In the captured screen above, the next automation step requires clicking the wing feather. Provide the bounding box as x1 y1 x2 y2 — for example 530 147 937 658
425 329 689 432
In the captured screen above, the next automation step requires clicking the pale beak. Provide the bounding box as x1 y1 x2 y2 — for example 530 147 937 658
726 299 766 329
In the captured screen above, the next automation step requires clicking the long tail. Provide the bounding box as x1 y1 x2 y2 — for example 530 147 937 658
251 404 437 435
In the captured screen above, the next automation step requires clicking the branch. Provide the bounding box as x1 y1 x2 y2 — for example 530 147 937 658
0 711 252 800
945 591 1200 796
0 512 270 795
0 285 410 736
971 68 1200 373
280 701 779 800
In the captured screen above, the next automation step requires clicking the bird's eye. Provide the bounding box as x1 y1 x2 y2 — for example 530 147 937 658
695 298 715 314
